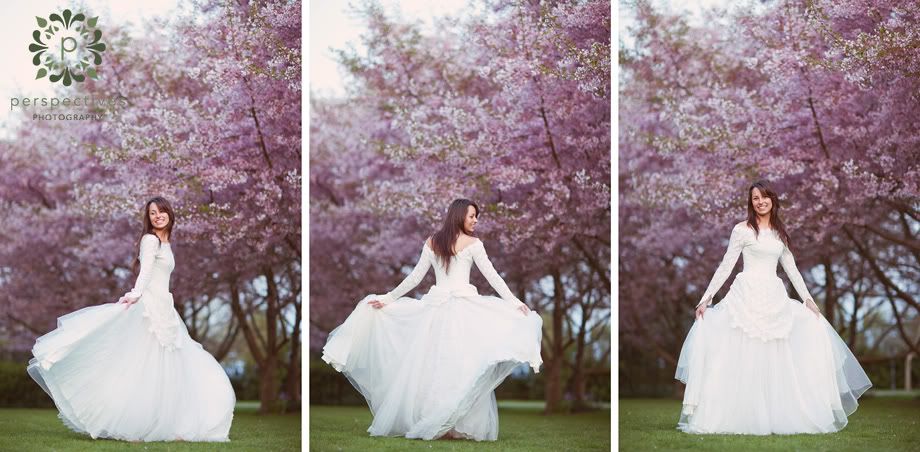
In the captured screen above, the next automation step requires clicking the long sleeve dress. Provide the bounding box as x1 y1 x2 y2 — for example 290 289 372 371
26 234 236 442
322 239 543 441
675 221 872 434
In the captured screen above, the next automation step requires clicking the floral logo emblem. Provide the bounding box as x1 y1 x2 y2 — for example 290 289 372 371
28 10 106 86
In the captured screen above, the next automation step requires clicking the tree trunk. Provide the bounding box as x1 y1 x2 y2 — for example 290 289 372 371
262 267 280 413
906 352 915 391
259 355 279 413
282 293 302 413
823 256 837 328
544 268 566 414
847 293 861 349
228 274 283 414
570 301 589 411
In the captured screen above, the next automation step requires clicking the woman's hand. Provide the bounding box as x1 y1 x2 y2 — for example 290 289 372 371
517 303 530 316
695 302 707 320
695 296 712 319
118 295 139 309
804 298 821 317
368 299 387 309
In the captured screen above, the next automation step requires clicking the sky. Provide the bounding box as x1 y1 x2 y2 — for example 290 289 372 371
2 1 740 111
0 0 180 127
309 0 473 99
311 0 738 99
619 0 744 49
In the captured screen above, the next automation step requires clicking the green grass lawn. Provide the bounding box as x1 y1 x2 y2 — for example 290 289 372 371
619 395 920 451
0 401 301 451
310 400 610 451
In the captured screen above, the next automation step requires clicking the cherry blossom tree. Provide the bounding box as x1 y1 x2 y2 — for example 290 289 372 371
0 0 302 412
619 0 919 393
311 0 611 412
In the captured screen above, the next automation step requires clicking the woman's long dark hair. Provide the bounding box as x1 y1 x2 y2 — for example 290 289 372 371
430 199 479 271
746 181 791 249
132 197 175 273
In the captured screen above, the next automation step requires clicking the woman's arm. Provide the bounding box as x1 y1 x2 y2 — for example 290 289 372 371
470 241 525 306
377 243 433 305
119 234 160 304
779 244 815 305
697 223 746 307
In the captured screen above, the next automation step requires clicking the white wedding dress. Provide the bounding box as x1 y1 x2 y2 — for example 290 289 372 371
27 234 236 442
676 222 872 434
322 239 543 441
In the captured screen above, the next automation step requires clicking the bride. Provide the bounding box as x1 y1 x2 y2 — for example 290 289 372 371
27 196 236 442
322 198 543 441
675 181 872 434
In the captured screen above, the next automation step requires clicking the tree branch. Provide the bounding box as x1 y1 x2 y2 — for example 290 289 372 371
844 226 920 311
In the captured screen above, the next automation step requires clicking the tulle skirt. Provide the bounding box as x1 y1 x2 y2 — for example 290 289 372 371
27 294 236 442
675 273 872 435
321 286 543 441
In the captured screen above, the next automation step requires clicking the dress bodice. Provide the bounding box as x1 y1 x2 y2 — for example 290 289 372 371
379 239 523 305
144 241 174 295
125 234 174 299
697 221 812 307
122 234 181 350
740 228 786 275
426 242 478 288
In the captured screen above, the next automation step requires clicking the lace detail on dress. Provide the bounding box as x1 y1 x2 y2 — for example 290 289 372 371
141 293 183 351
720 273 795 341
699 222 810 341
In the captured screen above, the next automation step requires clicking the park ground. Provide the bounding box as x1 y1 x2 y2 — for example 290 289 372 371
0 401 300 451
620 392 920 451
310 400 611 451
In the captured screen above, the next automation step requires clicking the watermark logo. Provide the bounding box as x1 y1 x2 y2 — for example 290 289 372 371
28 9 106 86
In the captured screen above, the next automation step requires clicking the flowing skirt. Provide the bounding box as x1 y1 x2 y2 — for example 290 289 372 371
675 273 872 434
27 293 236 442
322 286 543 441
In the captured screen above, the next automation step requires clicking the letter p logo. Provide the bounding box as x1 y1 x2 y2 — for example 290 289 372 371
60 37 77 61
30 9 106 86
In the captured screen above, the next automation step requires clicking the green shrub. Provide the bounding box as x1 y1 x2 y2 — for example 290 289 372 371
0 361 54 408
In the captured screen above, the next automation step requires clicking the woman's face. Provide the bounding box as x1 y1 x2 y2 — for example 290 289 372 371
751 188 773 217
148 203 170 230
463 205 478 234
